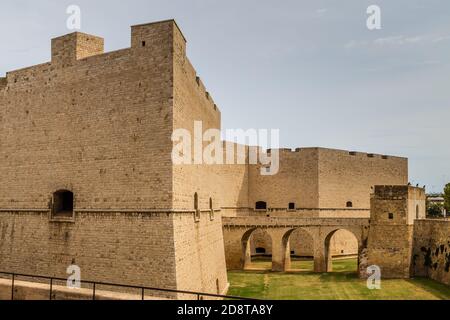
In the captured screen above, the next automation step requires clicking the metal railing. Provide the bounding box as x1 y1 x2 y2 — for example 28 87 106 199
0 271 254 301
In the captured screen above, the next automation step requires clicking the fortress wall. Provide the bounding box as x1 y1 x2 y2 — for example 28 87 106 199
0 20 229 298
0 211 177 294
248 148 319 211
171 19 222 212
311 209 371 218
170 22 248 213
0 23 174 210
318 149 408 212
216 142 249 212
172 211 228 297
170 21 229 295
413 220 450 285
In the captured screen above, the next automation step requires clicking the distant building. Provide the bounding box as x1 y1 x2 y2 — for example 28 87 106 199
427 194 447 217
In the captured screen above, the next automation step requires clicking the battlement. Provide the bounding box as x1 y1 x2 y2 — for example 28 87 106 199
51 32 104 66
195 76 218 112
1 19 219 115
264 147 405 161
372 185 425 200
131 19 186 48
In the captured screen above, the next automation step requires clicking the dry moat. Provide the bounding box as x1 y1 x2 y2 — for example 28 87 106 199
228 258 450 300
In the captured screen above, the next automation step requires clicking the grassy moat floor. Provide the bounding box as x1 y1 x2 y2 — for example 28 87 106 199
227 258 450 300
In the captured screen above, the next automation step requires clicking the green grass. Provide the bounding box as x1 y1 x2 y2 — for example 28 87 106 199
228 258 450 300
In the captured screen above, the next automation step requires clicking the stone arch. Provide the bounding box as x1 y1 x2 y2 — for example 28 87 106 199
323 228 361 273
250 229 272 257
281 227 315 272
241 228 272 270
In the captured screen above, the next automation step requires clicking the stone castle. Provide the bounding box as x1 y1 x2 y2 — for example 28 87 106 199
0 20 448 299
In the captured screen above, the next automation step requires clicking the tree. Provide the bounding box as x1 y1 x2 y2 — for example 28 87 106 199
427 202 443 217
444 183 450 213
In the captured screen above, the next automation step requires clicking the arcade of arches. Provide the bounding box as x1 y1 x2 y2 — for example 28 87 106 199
223 217 369 274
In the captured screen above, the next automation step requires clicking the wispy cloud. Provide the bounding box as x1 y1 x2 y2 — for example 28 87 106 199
433 35 450 43
345 34 450 49
315 8 328 18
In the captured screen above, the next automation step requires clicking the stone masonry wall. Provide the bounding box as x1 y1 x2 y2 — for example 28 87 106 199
172 211 228 297
318 148 408 211
413 219 450 285
247 148 407 217
170 21 229 294
249 148 319 211
0 20 228 298
0 211 177 293
367 186 424 279
0 23 174 210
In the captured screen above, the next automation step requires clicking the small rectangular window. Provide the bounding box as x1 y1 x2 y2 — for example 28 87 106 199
52 190 74 218
256 201 267 210
388 213 394 220
288 203 296 210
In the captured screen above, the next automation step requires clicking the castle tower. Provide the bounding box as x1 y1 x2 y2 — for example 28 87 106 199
0 20 227 299
366 185 426 278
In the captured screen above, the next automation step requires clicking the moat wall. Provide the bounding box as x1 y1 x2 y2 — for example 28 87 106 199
412 219 450 285
0 211 177 293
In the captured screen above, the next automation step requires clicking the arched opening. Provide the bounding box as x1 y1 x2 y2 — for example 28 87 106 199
284 228 315 272
346 201 353 208
216 279 220 294
255 201 267 210
194 192 200 221
324 229 359 274
52 190 74 217
241 228 272 271
194 193 199 210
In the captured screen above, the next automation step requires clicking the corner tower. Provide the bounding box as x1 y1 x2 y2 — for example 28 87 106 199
366 185 426 278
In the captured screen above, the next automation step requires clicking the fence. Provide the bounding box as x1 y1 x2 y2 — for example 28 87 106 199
0 271 254 301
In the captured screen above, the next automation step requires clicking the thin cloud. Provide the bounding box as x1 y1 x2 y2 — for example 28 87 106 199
345 34 450 49
315 8 328 17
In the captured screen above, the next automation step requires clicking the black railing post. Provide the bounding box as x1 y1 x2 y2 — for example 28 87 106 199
11 273 15 300
49 278 53 300
141 288 145 300
92 283 96 300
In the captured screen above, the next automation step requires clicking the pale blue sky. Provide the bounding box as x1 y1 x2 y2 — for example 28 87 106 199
1 0 449 192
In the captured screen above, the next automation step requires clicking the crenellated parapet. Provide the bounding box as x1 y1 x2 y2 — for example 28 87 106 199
51 32 104 67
